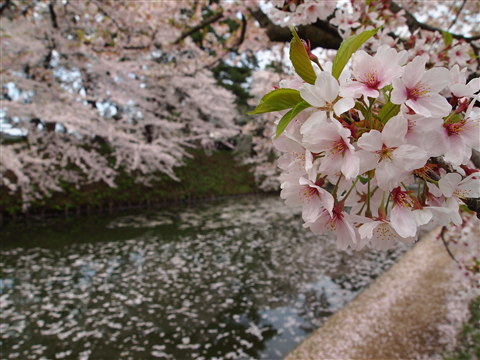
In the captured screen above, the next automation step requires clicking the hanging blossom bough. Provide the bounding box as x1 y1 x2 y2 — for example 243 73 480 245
249 27 480 252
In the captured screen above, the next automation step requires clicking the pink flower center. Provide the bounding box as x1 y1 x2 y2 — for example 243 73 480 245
392 187 412 208
406 82 429 100
331 139 348 155
327 207 344 230
444 120 466 136
376 144 396 162
302 185 318 199
364 71 381 89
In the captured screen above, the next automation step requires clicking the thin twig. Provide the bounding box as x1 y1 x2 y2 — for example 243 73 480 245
448 0 467 31
440 226 460 264
174 11 224 45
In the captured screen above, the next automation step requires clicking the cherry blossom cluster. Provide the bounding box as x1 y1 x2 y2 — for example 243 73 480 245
330 1 479 74
253 32 480 250
247 0 479 193
265 0 336 26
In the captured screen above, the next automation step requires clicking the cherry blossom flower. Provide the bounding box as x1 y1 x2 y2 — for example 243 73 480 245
280 175 334 222
439 172 480 203
441 100 480 165
357 217 416 250
296 1 336 24
403 114 445 157
273 136 316 179
391 55 451 117
434 172 480 224
340 45 404 99
300 71 355 116
448 65 480 98
330 9 361 31
357 114 428 191
305 203 359 250
300 113 359 179
448 43 472 67
389 187 418 238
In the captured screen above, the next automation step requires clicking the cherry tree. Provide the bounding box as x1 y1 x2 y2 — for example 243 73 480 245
1 0 479 221
1 0 266 208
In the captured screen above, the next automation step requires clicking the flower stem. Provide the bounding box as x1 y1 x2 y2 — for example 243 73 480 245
341 176 360 202
333 174 343 199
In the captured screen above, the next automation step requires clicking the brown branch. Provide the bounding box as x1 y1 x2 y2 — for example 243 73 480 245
48 1 58 29
448 0 467 30
389 1 480 41
227 14 247 52
174 11 224 45
248 7 342 50
250 2 479 52
0 0 11 16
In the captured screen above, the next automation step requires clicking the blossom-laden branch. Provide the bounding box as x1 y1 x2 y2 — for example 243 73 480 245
251 1 480 48
174 10 224 45
250 23 480 251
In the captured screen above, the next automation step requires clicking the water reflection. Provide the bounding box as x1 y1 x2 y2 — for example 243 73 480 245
0 196 409 359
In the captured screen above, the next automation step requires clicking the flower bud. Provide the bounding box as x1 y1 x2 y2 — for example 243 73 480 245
302 39 318 62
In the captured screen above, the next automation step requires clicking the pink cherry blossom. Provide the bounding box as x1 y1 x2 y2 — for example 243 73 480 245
448 65 480 98
273 136 316 179
340 45 404 99
389 187 418 238
391 55 451 117
403 114 445 157
440 100 480 165
305 203 359 250
357 114 429 191
439 172 480 201
358 218 415 250
437 172 480 224
330 10 361 32
296 1 336 24
280 175 334 222
300 113 359 179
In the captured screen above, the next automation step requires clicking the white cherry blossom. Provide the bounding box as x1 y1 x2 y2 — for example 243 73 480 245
300 71 355 116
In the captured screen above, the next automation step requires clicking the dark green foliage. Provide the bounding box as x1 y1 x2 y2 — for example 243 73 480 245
0 150 258 217
212 61 253 109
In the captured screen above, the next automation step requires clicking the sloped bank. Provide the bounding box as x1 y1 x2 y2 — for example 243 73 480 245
1 149 259 221
286 227 477 360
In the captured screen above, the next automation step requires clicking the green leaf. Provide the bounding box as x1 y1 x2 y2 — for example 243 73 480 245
275 101 310 138
378 101 400 123
331 28 380 80
354 102 368 118
441 30 453 47
289 26 316 84
248 88 303 115
358 176 369 185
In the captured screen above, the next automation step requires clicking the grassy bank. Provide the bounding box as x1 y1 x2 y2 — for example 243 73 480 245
1 149 259 219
